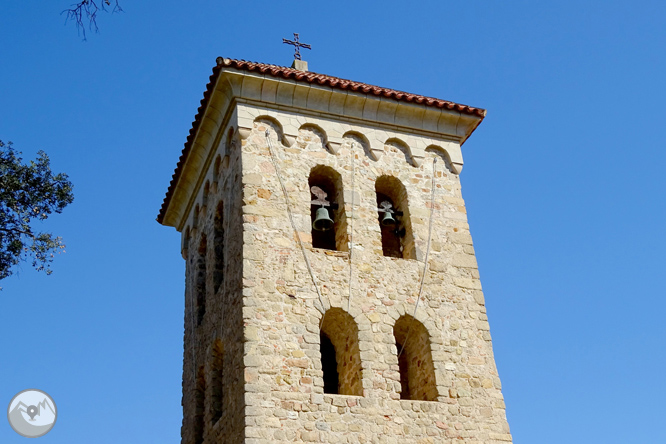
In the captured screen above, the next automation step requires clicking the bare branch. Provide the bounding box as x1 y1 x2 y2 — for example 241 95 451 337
62 0 123 40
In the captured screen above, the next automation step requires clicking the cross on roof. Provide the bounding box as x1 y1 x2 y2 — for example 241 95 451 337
282 33 311 61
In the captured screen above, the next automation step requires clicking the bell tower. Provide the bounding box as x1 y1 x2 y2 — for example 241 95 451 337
158 57 513 444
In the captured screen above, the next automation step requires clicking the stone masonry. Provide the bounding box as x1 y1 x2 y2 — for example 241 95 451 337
158 58 513 444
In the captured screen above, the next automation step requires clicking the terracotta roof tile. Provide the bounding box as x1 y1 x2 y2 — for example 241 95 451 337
157 58 486 225
215 58 486 117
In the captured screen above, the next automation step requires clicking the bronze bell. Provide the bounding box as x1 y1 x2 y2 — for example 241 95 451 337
381 211 397 226
313 207 334 231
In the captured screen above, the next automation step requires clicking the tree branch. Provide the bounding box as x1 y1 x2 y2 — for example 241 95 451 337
62 0 123 40
0 226 35 239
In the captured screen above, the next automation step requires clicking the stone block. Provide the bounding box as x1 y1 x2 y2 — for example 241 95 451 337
452 254 478 269
453 277 482 290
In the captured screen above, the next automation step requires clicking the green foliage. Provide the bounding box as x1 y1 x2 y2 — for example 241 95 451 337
0 141 74 282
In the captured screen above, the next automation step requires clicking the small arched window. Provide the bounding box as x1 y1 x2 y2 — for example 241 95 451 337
213 201 224 294
182 226 190 260
196 234 207 326
319 308 363 396
211 340 224 425
203 181 210 212
225 127 235 156
375 176 416 259
213 155 222 184
394 315 438 401
309 166 347 251
194 365 205 444
193 204 200 232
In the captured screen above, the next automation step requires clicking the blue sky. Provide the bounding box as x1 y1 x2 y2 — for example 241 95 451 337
1 1 665 442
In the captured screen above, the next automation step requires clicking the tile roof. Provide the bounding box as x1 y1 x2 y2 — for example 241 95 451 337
157 57 486 224
215 58 487 117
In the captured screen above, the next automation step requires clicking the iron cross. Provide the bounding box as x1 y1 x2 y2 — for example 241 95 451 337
282 33 311 61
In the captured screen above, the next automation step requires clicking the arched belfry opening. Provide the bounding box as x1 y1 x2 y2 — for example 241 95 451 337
319 308 363 396
394 315 438 401
308 165 347 251
195 234 207 326
375 175 416 259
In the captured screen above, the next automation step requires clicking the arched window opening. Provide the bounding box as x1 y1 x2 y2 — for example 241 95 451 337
213 201 224 294
182 226 190 260
193 204 200 231
213 155 222 184
225 127 236 156
396 339 411 399
309 166 347 251
375 176 416 259
211 341 224 425
320 332 338 394
319 308 363 396
194 366 205 444
196 234 207 326
393 315 438 401
203 181 210 212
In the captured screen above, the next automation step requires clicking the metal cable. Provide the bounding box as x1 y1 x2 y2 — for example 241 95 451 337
347 142 356 312
398 157 437 358
264 130 327 323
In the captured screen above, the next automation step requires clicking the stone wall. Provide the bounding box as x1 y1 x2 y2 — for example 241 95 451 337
181 128 246 444
229 108 513 443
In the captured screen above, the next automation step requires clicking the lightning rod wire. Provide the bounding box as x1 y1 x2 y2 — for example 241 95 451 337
265 130 327 327
347 142 356 312
398 157 437 358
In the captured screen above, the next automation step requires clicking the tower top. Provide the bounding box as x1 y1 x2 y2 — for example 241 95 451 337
158 57 487 227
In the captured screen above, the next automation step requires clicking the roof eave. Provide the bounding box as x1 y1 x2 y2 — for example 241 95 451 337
157 58 486 226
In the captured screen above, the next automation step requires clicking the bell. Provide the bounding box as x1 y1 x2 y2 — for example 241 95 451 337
313 207 334 231
381 211 397 226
